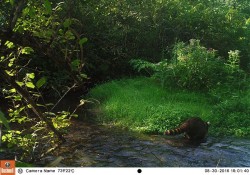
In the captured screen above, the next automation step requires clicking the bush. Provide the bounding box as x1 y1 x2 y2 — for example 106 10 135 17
168 39 226 90
131 39 247 92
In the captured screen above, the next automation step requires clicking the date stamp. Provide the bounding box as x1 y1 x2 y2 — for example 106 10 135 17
205 168 250 174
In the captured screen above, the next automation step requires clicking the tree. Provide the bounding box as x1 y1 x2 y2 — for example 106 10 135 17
0 0 86 160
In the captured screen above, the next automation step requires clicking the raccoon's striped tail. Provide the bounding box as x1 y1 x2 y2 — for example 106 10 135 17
164 127 184 135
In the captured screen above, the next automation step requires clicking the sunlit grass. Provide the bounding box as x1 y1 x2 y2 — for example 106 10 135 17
89 77 212 133
88 77 250 137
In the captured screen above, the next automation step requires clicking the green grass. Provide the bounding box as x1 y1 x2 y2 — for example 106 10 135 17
88 77 250 137
88 77 212 132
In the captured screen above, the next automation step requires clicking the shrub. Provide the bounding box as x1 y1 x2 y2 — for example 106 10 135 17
131 39 247 92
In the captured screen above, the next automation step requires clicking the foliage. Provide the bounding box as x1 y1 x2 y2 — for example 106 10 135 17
1 130 36 159
131 39 247 91
0 111 10 130
16 161 34 167
1 69 74 161
67 0 250 80
1 0 87 94
0 0 83 162
1 0 250 82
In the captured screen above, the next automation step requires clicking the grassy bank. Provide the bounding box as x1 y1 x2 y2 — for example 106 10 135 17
88 77 250 137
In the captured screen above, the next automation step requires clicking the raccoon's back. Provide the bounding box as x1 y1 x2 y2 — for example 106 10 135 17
164 117 209 140
184 117 209 140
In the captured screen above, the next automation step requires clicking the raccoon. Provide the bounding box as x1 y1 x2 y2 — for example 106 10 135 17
164 117 209 140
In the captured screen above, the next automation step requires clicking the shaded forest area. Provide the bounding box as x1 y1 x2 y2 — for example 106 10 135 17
0 0 250 163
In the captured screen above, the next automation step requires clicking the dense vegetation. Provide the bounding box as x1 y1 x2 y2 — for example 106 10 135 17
89 40 250 137
0 0 250 162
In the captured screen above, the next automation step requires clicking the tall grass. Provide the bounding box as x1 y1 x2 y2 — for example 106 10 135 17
89 77 213 133
89 77 250 137
88 77 250 137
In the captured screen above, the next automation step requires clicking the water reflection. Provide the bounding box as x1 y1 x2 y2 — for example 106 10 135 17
43 120 250 167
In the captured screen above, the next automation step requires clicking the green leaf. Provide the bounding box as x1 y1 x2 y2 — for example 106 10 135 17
14 95 22 101
71 59 80 71
58 29 64 35
79 37 88 46
80 73 88 79
63 19 72 28
8 57 15 67
44 0 52 14
5 70 14 76
28 7 36 17
22 7 36 17
9 88 16 93
9 0 14 6
36 77 47 88
27 73 35 79
5 41 14 49
15 130 21 134
65 30 75 40
16 81 24 87
21 47 34 55
14 24 25 33
25 82 35 89
70 114 78 118
0 111 10 130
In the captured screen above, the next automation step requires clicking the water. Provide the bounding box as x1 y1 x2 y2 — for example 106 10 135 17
45 120 250 167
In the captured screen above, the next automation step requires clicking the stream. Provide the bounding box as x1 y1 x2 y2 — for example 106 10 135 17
43 120 250 167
